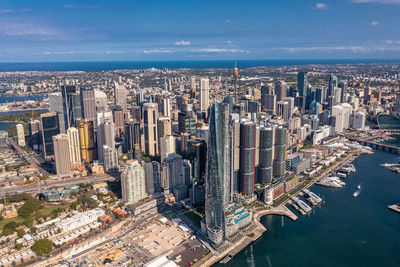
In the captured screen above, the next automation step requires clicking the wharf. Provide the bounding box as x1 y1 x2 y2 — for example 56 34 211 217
388 204 400 213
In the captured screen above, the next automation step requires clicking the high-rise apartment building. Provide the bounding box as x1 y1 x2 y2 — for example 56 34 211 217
160 135 176 163
16 124 25 147
205 103 230 245
239 121 256 196
273 127 287 179
28 120 41 151
121 160 146 203
258 126 274 184
142 161 161 196
275 81 287 102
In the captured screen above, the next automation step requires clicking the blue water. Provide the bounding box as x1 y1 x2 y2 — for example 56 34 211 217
0 122 16 131
0 95 47 104
215 150 400 267
0 59 399 72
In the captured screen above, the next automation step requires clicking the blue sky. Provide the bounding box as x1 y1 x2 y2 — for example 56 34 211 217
0 0 400 62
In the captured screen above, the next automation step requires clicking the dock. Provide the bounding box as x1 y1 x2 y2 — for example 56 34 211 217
291 196 312 214
302 189 322 205
388 204 400 213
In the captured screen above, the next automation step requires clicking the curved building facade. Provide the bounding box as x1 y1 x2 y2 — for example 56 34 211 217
239 121 256 196
377 113 400 129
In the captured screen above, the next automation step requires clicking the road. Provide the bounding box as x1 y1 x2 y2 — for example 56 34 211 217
0 174 116 196
8 137 49 176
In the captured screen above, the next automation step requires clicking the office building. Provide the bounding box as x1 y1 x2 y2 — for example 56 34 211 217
158 116 172 139
95 90 107 113
143 103 159 156
143 161 162 196
103 145 118 173
80 88 97 127
297 72 308 111
275 81 287 101
28 120 41 150
352 112 365 130
16 124 25 147
199 78 209 116
0 131 9 148
67 127 81 166
114 83 127 110
40 112 60 158
77 119 96 163
112 105 125 137
160 135 176 163
121 160 146 203
49 92 66 133
53 134 71 176
239 121 256 196
124 118 141 157
277 101 289 120
97 111 114 163
61 85 82 129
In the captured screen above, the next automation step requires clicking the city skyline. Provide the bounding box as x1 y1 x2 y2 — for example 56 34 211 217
1 0 400 62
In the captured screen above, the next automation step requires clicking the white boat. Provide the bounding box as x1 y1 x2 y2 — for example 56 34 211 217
357 184 361 190
353 189 361 197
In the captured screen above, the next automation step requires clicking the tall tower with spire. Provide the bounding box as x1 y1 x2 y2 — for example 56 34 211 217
233 62 239 103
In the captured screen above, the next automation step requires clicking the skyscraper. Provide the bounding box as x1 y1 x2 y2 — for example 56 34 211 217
124 118 141 158
16 124 25 147
112 105 125 138
338 81 348 103
143 161 161 196
67 127 81 167
28 120 41 151
275 81 287 102
205 102 230 245
80 88 97 127
121 160 146 203
103 145 118 173
160 135 176 163
61 85 82 128
77 119 96 163
49 92 66 133
95 90 107 113
328 74 338 98
199 78 209 117
114 83 127 110
239 121 256 196
297 72 308 111
53 134 71 176
273 127 287 179
40 112 60 158
143 103 159 156
97 111 114 163
258 126 274 184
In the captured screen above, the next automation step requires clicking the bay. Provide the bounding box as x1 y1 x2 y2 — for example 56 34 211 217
215 150 400 267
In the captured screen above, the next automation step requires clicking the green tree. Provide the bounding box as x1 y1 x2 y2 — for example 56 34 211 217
18 198 42 219
31 239 53 256
2 221 18 236
23 218 33 228
17 229 26 238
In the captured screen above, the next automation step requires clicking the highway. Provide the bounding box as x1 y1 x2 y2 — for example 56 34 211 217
0 174 116 197
8 137 49 176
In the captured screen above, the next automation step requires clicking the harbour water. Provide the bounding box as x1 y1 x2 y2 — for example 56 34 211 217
0 59 399 72
215 150 400 267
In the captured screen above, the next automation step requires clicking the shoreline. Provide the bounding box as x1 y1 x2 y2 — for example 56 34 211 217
203 151 362 267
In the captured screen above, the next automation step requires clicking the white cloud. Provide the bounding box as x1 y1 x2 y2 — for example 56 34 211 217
352 0 400 3
0 8 32 13
190 48 249 53
225 19 232 23
276 46 368 53
175 40 191 46
371 21 379 26
0 23 59 37
313 3 328 9
143 49 172 54
41 50 124 55
227 40 232 44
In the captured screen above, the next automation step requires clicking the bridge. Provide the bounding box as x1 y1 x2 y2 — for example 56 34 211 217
346 134 400 154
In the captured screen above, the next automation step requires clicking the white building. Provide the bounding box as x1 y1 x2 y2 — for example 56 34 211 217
55 208 105 233
160 135 176 163
121 160 147 203
199 78 209 116
16 124 25 147
67 127 81 165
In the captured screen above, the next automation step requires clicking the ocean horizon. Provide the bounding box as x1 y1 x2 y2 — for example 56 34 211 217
1 59 400 72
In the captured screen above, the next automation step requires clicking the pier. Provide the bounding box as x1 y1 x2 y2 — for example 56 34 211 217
291 196 312 214
302 189 322 205
346 132 400 154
